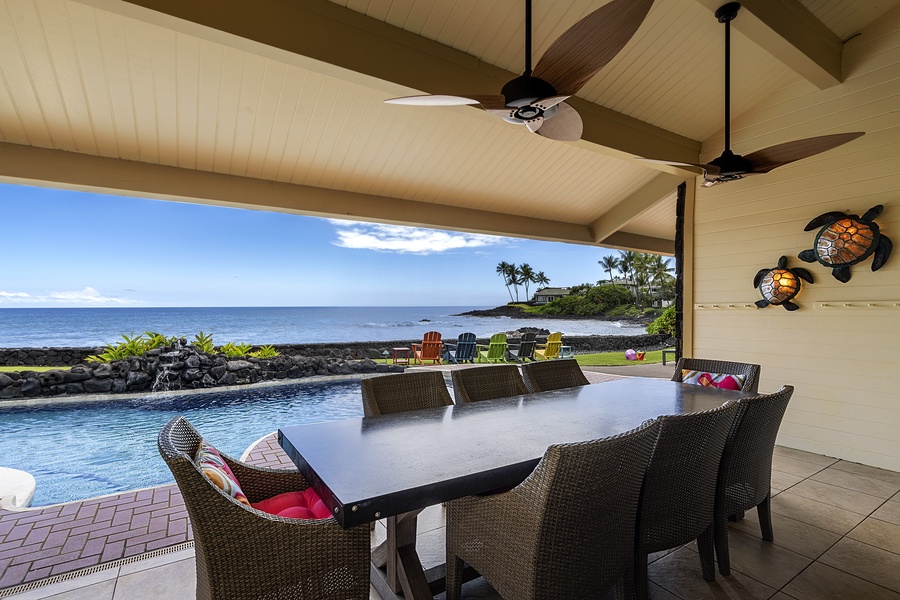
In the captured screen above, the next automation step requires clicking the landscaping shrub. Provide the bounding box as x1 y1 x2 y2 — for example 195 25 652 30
646 305 676 337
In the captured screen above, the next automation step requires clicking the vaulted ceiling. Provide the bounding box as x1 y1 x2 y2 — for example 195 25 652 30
1 0 897 253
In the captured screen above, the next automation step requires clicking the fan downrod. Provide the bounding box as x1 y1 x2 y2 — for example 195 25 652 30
715 2 740 23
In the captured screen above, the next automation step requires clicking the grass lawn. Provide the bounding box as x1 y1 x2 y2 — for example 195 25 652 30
0 366 61 372
574 349 671 366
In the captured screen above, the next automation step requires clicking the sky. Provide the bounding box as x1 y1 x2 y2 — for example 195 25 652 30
0 182 622 307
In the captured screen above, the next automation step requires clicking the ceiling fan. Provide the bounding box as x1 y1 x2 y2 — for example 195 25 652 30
643 2 864 186
384 0 655 142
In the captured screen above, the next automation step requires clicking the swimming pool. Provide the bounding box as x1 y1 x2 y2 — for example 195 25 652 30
0 380 366 507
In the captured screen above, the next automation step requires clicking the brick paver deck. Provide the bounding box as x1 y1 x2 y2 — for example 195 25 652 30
0 369 623 591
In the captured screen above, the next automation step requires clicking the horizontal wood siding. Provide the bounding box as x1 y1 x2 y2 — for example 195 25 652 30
691 7 900 471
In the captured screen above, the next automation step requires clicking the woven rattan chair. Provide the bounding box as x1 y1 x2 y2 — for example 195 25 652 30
634 401 740 600
445 419 661 600
715 385 794 575
157 416 370 600
360 370 453 416
521 358 590 393
672 358 761 393
450 364 528 404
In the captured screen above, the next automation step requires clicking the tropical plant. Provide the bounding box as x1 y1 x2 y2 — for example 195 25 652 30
221 342 253 357
647 305 677 337
192 332 215 354
598 254 621 287
249 345 280 358
518 263 535 300
496 261 515 302
534 271 550 289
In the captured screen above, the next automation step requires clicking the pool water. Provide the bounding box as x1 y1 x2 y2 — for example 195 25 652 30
0 380 365 506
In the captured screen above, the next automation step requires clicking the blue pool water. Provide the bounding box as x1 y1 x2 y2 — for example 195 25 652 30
0 380 366 507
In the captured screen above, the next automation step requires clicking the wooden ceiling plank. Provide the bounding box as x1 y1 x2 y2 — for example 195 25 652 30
71 0 701 163
692 0 843 89
599 230 674 254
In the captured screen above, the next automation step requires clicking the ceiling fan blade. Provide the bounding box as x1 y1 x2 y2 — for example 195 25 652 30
532 0 654 96
744 132 865 173
638 158 721 175
533 95 570 111
384 95 484 106
466 95 510 111
525 117 545 133
534 102 583 141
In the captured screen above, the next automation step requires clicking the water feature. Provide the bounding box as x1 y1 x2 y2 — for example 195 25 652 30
0 379 368 506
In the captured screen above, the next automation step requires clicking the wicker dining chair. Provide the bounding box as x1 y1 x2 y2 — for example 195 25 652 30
445 419 661 600
715 385 794 575
672 358 761 394
157 416 370 600
520 358 590 393
634 401 740 600
360 370 453 415
450 364 528 404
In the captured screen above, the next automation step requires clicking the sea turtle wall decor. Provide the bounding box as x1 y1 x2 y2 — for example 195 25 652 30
798 204 892 283
754 256 814 311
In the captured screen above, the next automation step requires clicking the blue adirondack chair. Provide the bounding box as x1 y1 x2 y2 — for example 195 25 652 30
443 332 477 364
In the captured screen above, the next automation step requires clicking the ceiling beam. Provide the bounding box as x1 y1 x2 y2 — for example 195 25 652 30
693 0 843 89
599 231 674 255
0 142 609 246
75 0 701 164
589 173 684 243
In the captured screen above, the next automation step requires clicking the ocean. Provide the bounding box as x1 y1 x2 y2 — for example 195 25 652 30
0 306 647 348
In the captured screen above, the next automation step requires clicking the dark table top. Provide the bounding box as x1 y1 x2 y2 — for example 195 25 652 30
278 378 751 527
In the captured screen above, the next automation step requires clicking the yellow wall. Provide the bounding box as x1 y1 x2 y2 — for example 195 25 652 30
691 7 900 471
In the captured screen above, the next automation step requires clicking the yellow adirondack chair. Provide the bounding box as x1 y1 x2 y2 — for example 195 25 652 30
412 331 443 365
534 332 563 360
476 333 508 363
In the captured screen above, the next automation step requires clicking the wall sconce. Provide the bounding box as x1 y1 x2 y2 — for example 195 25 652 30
753 256 814 311
798 204 892 282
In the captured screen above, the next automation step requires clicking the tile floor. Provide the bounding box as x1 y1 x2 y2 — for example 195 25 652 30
4 445 898 599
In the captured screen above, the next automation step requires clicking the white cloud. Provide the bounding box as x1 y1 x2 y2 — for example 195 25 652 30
331 221 507 255
0 287 135 305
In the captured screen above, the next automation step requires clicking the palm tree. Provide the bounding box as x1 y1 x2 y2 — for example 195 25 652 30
535 271 550 289
496 261 515 302
633 253 653 307
649 254 675 302
618 250 637 297
518 263 535 301
598 255 620 288
507 263 523 302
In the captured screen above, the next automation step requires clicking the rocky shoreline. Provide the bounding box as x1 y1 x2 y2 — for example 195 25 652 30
453 304 653 324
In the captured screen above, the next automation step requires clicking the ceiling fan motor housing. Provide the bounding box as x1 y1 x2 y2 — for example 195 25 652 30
500 74 558 122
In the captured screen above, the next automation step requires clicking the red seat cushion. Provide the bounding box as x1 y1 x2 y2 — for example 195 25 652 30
251 488 332 520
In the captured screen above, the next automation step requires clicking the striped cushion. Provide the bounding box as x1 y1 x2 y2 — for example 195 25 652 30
681 370 746 391
194 443 250 506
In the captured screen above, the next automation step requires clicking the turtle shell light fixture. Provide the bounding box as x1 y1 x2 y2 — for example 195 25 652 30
754 256 814 311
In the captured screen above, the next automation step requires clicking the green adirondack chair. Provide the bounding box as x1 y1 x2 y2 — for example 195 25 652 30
476 333 508 363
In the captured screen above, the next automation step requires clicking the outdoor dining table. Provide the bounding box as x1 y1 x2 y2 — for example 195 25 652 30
278 377 754 600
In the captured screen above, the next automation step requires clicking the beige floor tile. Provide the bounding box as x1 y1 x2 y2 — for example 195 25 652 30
768 593 800 600
774 447 839 468
720 529 813 588
116 548 194 576
3 570 120 600
847 518 900 554
811 468 900 500
5 580 117 600
648 581 682 600
830 461 900 487
782 562 900 600
727 510 841 559
771 490 867 535
111 557 195 599
417 504 446 534
773 456 829 479
413 526 446 570
649 547 777 600
819 538 900 593
772 470 806 493
872 500 900 526
788 478 884 515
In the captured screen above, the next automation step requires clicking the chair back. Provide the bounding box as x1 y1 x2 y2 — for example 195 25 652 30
451 332 477 363
672 357 761 394
719 386 794 515
521 359 589 393
414 330 443 363
158 417 370 600
535 332 563 360
361 371 453 416
478 333 508 363
509 332 537 361
637 401 740 553
451 365 528 403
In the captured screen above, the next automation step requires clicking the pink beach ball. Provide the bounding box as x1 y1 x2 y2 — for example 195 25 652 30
624 349 637 361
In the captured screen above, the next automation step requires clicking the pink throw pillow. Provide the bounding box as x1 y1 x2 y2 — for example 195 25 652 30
194 443 250 506
681 369 746 391
251 488 332 520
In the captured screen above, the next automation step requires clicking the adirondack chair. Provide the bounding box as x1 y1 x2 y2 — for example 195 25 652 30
506 332 537 362
534 332 563 360
443 332 477 364
476 333 508 363
411 331 443 365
